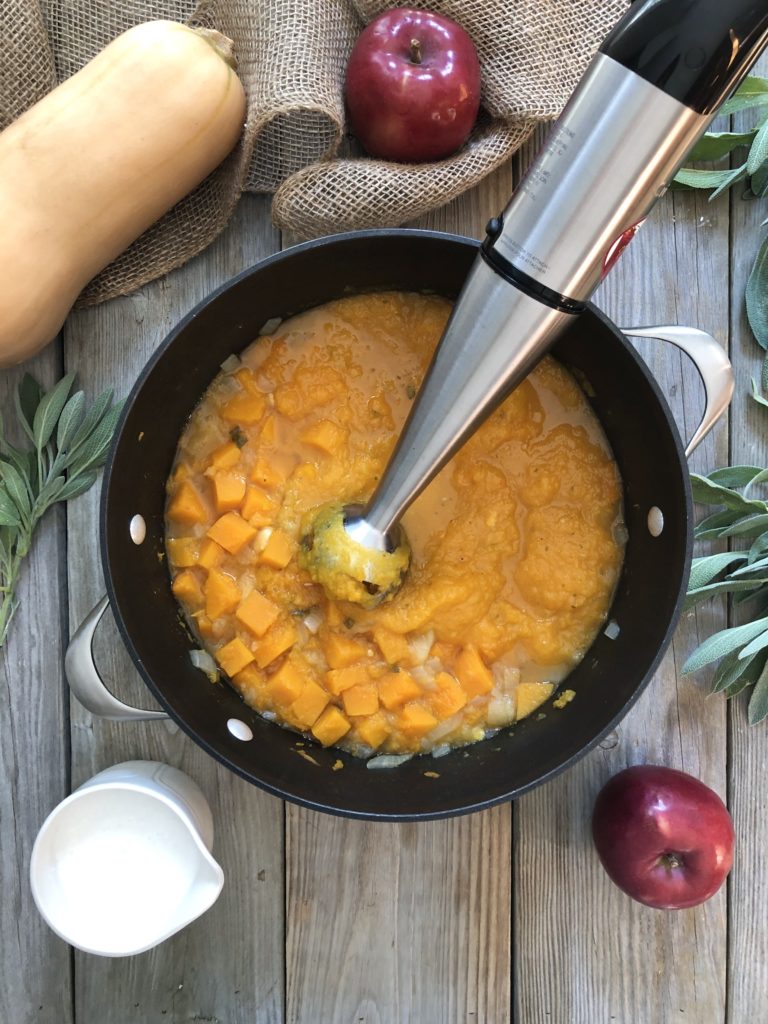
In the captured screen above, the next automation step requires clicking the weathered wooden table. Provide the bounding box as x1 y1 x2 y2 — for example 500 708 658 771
2 119 767 1023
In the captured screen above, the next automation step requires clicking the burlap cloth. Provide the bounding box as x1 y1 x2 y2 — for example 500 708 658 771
1 0 628 304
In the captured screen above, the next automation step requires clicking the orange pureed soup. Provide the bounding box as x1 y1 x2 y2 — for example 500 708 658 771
165 292 625 760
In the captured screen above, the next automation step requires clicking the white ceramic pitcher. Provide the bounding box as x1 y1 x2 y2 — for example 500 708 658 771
30 760 224 957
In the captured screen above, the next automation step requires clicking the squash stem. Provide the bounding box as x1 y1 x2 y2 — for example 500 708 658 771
194 28 239 71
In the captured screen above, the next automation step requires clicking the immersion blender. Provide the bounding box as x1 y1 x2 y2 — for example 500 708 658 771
312 0 768 597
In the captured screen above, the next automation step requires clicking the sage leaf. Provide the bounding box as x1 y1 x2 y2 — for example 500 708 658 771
751 376 768 408
752 160 768 198
694 508 747 539
747 235 768 350
708 466 765 488
749 533 768 562
71 404 123 472
674 166 747 190
689 552 748 590
744 468 768 495
733 586 768 608
748 660 768 724
56 391 86 454
65 388 114 460
14 377 41 446
32 375 75 451
691 473 766 513
711 164 749 200
682 616 768 674
0 462 31 519
56 470 98 503
720 513 768 538
733 555 768 576
748 119 768 174
712 650 755 693
739 627 768 660
719 78 768 116
688 130 758 162
725 653 768 697
684 578 767 611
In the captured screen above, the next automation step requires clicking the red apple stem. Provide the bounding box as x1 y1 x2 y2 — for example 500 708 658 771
660 852 684 871
410 38 423 65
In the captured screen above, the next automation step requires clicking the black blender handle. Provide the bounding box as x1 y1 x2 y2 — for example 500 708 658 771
602 0 768 114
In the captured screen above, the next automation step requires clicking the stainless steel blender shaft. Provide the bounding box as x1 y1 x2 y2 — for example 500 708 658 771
346 0 768 553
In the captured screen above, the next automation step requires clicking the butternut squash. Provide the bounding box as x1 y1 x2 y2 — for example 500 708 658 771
0 20 246 367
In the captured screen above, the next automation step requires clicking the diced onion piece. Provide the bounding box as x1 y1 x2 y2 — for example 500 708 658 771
255 527 273 551
303 609 323 634
366 754 413 770
486 695 516 728
428 712 463 742
262 710 277 722
259 317 282 336
431 744 452 759
492 663 521 695
407 630 435 666
220 354 241 373
189 648 218 682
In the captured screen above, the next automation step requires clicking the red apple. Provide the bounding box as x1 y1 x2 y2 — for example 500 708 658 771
592 765 734 910
345 8 481 163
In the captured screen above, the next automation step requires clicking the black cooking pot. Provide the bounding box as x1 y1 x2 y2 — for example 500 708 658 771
66 230 731 821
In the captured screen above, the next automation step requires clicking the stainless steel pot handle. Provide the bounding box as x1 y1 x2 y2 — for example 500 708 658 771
621 325 734 457
65 595 169 721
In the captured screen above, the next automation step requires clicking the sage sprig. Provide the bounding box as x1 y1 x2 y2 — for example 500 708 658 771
683 467 768 724
0 373 123 647
674 76 768 383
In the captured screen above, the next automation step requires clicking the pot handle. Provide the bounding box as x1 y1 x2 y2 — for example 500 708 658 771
621 325 734 457
65 595 169 721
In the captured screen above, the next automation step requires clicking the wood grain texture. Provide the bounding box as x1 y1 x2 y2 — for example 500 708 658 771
726 92 768 1022
63 196 286 1024
0 346 74 1024
284 164 516 1024
515 187 731 1024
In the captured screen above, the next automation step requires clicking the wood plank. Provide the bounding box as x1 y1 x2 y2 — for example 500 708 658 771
284 166 515 1024
63 196 286 1024
515 186 731 1022
726 92 768 1021
0 344 74 1023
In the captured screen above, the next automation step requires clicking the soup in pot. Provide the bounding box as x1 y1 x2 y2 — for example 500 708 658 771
165 292 625 759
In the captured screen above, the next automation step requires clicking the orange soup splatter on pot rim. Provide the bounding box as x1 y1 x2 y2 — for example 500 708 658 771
165 292 625 759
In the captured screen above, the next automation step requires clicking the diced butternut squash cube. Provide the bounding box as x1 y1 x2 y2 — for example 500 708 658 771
235 590 280 637
207 440 241 471
204 569 241 619
258 529 293 569
326 664 370 696
325 602 343 628
430 641 457 667
193 612 215 639
210 471 247 513
378 670 422 710
373 626 412 667
215 637 255 677
455 645 494 698
311 706 351 746
198 538 224 570
206 512 257 554
398 703 438 739
515 682 555 720
254 620 298 668
241 486 276 522
355 713 390 750
342 683 379 717
221 392 266 424
234 366 261 394
430 672 468 719
232 664 267 701
322 632 368 669
300 419 348 455
267 659 309 706
290 681 331 728
167 480 207 525
171 569 203 607
251 455 287 490
166 537 199 568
